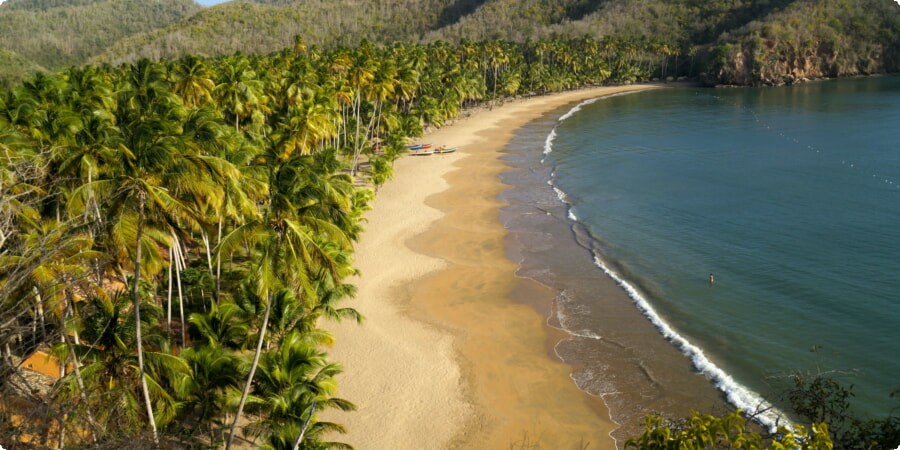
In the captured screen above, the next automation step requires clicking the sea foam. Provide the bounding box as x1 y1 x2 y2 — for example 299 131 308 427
543 128 557 155
559 97 599 122
558 91 638 123
590 255 788 432
545 91 791 433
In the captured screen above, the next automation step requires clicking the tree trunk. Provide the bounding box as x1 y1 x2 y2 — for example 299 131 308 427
62 330 99 442
291 400 317 450
173 237 187 345
215 218 223 301
351 94 362 176
225 291 273 450
133 193 159 445
167 247 173 335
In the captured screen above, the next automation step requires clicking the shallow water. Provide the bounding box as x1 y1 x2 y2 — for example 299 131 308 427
500 77 900 437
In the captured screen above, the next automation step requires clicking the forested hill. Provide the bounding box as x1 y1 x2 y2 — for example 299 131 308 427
1 0 899 86
0 0 201 83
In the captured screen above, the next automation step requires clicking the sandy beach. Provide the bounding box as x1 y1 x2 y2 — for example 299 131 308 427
325 85 661 449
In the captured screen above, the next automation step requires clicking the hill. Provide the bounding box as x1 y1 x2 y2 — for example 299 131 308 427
2 0 899 86
93 0 449 66
0 49 46 86
0 0 201 79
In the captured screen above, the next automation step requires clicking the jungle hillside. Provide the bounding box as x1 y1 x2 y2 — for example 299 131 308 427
0 0 898 86
1 0 900 449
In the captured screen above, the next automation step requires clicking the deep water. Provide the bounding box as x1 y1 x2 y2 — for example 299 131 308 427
502 77 900 433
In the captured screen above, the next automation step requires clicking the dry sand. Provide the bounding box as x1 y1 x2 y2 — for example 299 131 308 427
325 85 661 449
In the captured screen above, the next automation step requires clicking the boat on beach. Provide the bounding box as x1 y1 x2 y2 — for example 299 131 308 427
406 144 456 155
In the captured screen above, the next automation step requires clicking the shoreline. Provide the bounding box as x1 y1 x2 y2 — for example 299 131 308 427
324 84 663 449
497 95 732 443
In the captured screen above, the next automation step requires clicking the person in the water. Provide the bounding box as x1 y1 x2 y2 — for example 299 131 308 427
709 273 715 286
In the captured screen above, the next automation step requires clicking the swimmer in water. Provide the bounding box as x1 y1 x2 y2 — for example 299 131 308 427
709 273 715 286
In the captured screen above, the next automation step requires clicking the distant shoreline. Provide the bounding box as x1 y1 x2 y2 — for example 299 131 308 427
324 84 661 449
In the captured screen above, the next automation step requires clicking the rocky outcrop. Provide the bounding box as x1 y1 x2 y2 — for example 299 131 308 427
704 36 897 86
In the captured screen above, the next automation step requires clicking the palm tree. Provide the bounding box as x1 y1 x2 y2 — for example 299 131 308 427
242 330 355 450
175 344 243 440
171 55 216 109
58 291 188 436
222 140 358 449
189 297 251 350
213 56 264 133
68 59 232 442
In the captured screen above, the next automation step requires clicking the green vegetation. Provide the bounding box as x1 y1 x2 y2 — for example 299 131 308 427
626 372 900 449
625 411 833 449
2 0 898 86
0 36 647 448
783 372 900 449
0 0 201 77
705 0 900 85
0 49 47 87
1 0 899 447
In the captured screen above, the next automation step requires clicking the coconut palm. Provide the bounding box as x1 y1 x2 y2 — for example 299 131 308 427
174 344 243 440
242 330 355 450
188 297 251 350
222 135 359 449
214 56 264 133
66 58 233 442
171 55 216 109
58 290 188 435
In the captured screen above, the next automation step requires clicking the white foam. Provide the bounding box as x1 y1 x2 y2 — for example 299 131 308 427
552 186 568 202
568 210 578 221
559 97 600 122
555 290 603 341
558 91 641 122
591 255 789 432
543 128 557 155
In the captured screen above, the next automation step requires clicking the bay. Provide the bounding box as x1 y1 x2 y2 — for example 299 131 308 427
503 77 900 434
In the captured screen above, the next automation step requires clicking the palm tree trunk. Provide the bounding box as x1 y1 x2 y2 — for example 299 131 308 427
215 218 223 301
202 231 214 273
167 248 173 335
32 287 46 340
62 331 99 442
133 193 159 444
173 238 187 345
225 291 273 450
291 400 316 450
352 102 379 175
351 94 362 176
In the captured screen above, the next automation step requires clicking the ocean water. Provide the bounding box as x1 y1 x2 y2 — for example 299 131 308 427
499 77 900 437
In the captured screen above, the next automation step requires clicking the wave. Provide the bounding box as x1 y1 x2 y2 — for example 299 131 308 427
559 97 602 122
551 184 579 221
543 91 641 163
554 289 604 341
558 91 640 123
590 255 788 431
543 128 557 155
541 102 790 432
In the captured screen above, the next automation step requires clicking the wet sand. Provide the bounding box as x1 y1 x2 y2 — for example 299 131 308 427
325 85 663 449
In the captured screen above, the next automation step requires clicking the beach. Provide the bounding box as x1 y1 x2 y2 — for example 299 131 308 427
324 85 662 449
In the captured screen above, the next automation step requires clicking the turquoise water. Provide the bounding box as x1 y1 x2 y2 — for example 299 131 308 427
542 78 900 424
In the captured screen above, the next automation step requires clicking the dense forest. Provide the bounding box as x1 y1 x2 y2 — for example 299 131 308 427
1 1 899 449
0 0 898 86
0 0 201 82
0 35 648 448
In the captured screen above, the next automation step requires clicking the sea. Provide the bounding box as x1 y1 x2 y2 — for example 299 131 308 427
499 77 900 439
